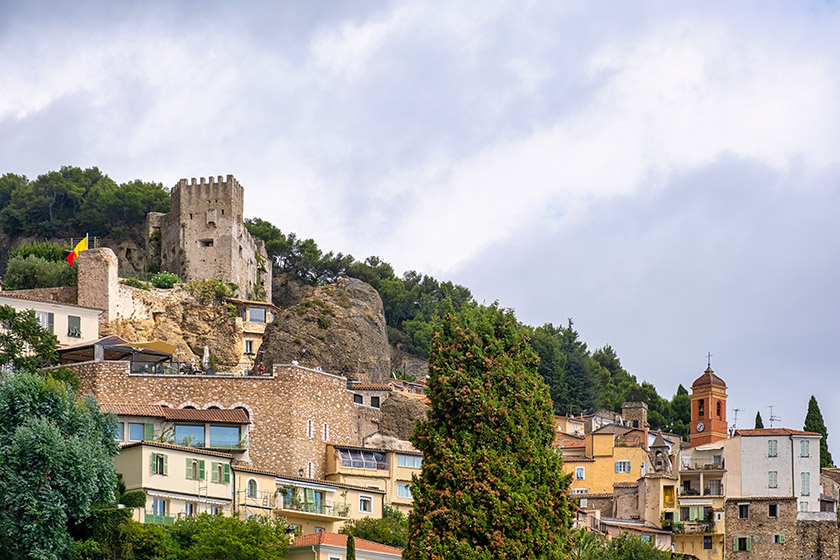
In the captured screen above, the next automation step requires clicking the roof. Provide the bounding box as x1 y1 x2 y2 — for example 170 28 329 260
224 297 279 310
350 383 393 391
560 440 587 449
600 518 672 535
0 291 103 311
58 336 174 364
613 482 639 488
119 440 234 458
292 532 403 555
573 492 614 499
692 366 726 388
593 424 631 435
102 404 250 424
725 496 796 502
650 432 669 448
735 428 821 437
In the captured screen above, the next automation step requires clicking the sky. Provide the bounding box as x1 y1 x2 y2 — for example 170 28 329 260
1 1 839 446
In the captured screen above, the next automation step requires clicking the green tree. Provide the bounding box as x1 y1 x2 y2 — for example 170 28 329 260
804 396 834 468
405 304 572 559
346 534 356 560
0 305 59 372
168 513 289 560
3 254 77 290
341 505 407 549
0 372 119 560
755 411 764 429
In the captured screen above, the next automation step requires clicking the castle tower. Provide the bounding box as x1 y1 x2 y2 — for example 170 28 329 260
147 175 272 302
689 365 728 447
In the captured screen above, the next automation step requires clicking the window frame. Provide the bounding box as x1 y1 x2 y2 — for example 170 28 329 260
575 466 585 480
768 439 778 457
768 470 778 488
738 504 749 519
246 478 258 499
615 460 631 473
397 483 412 499
67 315 81 338
801 471 810 496
801 439 810 458
358 494 374 514
768 503 778 518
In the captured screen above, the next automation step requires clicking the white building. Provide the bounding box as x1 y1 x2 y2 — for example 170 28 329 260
0 293 102 346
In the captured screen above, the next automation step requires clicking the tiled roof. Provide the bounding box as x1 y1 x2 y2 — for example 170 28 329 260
101 404 250 424
613 482 639 488
351 383 392 391
562 457 595 463
735 428 821 437
725 496 796 502
560 440 587 448
120 441 234 458
224 297 279 310
692 366 726 388
573 493 614 499
293 532 403 555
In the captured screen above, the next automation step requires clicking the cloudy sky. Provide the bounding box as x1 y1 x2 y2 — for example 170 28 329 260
2 2 839 445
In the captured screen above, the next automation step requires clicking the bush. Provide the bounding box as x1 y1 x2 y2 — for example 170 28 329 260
119 490 147 508
150 272 181 289
185 279 236 303
10 241 66 262
3 255 77 290
120 278 150 290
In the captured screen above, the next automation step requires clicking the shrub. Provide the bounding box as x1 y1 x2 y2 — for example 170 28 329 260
185 278 235 303
227 303 239 317
150 271 181 289
9 241 66 262
317 315 331 329
120 490 147 508
3 255 77 290
120 278 150 290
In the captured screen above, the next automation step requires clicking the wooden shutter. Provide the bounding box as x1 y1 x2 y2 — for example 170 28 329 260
163 454 168 475
211 462 219 483
198 460 206 480
144 423 154 441
151 453 157 474
746 537 752 551
733 537 738 551
186 458 194 479
779 534 785 544
305 488 315 511
223 464 231 484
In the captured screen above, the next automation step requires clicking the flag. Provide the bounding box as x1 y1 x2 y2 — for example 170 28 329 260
66 235 88 266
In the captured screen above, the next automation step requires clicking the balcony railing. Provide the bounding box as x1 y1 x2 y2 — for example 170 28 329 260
679 486 724 497
681 520 716 534
241 491 349 518
680 458 724 471
128 361 274 377
144 512 175 525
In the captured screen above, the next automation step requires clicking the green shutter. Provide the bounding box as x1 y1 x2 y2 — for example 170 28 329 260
151 452 157 474
186 458 193 479
163 454 168 475
223 464 231 484
198 460 206 480
780 534 785 544
47 313 54 334
733 537 738 551
144 423 154 441
746 537 752 551
211 462 219 483
305 488 315 512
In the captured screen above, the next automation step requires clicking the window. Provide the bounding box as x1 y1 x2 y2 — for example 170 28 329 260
397 454 423 468
185 458 205 480
67 315 81 338
210 462 231 484
716 401 722 417
353 394 363 404
246 479 258 499
35 311 54 333
323 423 329 441
698 400 704 417
371 396 380 408
773 533 785 544
339 449 388 470
632 420 639 428
199 239 214 247
248 308 266 323
306 419 314 439
640 535 651 543
769 503 778 518
359 495 373 513
572 489 588 494
152 498 166 516
738 504 749 519
307 461 314 478
576 467 585 480
151 452 168 475
244 340 253 355
680 507 689 521
185 502 196 516
800 501 809 512
209 506 220 515
128 423 149 441
768 471 778 488
174 424 205 447
768 439 778 457
733 537 751 551
704 536 712 549
801 472 810 496
615 461 631 473
209 425 240 448
801 440 810 457
114 422 124 440
397 483 413 499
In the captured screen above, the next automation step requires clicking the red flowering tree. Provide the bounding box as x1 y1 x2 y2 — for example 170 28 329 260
404 304 572 559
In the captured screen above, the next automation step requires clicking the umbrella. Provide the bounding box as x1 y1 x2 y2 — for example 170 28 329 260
202 345 210 369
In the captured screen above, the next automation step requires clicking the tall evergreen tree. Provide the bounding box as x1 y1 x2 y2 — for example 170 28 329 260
755 411 764 429
405 304 572 559
346 534 356 560
804 396 834 468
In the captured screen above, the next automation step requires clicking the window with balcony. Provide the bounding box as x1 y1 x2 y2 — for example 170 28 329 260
174 424 205 447
209 425 240 448
339 449 388 470
152 498 167 516
576 467 585 480
397 454 422 468
768 439 778 457
768 471 778 488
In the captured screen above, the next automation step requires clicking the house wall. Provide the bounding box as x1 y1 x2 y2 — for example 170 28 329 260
673 534 724 560
72 361 380 478
740 435 821 512
725 497 804 559
0 295 101 346
565 444 650 495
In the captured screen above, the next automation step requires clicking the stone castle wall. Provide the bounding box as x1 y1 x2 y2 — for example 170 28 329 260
73 362 379 478
147 175 271 302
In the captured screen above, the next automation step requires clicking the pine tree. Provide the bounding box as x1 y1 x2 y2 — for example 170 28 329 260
346 534 356 560
804 396 834 468
404 304 572 559
755 411 764 429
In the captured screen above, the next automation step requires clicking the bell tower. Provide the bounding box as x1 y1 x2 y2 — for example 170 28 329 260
689 364 728 447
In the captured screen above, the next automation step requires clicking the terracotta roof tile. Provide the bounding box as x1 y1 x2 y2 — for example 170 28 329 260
692 366 726 388
351 383 393 391
120 441 234 458
613 482 639 488
102 404 164 417
293 532 403 554
101 404 250 424
735 428 821 437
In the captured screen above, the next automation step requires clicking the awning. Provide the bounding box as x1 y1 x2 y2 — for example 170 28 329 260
111 341 177 355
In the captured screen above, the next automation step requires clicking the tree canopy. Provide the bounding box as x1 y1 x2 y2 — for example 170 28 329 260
341 505 407 549
0 305 59 372
755 411 764 429
405 304 572 559
804 396 834 468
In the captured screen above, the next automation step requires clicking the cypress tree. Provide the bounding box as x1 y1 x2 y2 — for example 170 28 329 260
804 396 834 468
346 534 356 560
404 304 572 560
755 411 764 429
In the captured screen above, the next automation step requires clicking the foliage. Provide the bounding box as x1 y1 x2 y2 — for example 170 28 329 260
804 396 834 468
590 533 676 560
150 271 181 289
3 254 77 290
341 505 407 549
167 513 289 560
119 490 147 508
185 278 237 303
755 411 764 429
346 534 356 560
0 305 59 372
405 304 572 559
120 277 151 290
9 240 67 262
0 372 119 560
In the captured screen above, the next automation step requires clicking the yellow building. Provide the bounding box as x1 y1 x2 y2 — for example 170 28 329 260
672 445 727 560
325 444 422 515
562 432 652 495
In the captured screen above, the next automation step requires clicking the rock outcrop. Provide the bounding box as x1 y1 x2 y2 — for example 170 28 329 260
379 392 429 440
260 277 391 382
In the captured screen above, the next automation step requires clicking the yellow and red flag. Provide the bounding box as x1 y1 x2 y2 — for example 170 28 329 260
66 235 88 266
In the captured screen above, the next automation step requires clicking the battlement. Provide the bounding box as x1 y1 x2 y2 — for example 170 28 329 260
174 174 241 189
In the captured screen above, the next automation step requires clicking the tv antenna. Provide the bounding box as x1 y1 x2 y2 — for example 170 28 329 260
732 408 741 431
768 406 781 428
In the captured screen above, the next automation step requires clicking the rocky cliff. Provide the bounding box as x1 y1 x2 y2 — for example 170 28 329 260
259 277 391 382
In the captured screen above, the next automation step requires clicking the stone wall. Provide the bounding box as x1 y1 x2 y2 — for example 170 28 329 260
72 362 380 479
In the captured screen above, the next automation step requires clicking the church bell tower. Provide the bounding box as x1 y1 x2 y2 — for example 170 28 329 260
689 364 728 447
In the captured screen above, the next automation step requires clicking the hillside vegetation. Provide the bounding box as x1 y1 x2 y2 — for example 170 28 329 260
0 167 692 437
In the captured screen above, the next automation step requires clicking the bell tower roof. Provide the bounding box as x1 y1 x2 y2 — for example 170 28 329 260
692 365 726 389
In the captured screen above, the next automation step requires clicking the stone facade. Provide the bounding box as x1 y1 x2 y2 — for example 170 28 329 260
71 362 379 479
147 175 271 302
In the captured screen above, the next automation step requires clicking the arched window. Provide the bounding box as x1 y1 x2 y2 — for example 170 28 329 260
698 400 705 417
247 478 258 499
716 401 722 417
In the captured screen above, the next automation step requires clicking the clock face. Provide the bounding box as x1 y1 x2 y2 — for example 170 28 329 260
696 422 705 432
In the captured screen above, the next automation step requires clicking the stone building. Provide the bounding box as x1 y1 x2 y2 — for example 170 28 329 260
147 175 272 302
